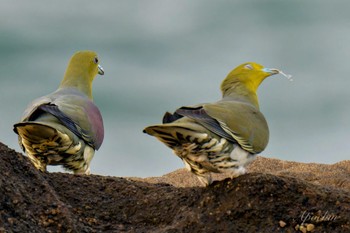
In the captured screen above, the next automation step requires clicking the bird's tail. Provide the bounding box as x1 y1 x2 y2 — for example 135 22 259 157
144 122 233 175
14 122 60 142
13 122 75 154
143 122 210 149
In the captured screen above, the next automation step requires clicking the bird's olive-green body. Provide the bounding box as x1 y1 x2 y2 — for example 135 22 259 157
144 62 278 186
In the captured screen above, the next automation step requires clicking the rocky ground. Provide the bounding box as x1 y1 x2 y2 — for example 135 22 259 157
0 142 349 232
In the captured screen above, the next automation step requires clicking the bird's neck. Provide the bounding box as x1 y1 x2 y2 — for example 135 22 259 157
223 83 260 109
60 75 93 100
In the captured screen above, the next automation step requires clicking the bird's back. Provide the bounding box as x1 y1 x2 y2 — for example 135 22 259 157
14 87 103 174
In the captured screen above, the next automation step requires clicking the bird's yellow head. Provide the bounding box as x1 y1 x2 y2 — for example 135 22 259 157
60 50 104 99
220 62 280 108
221 62 279 96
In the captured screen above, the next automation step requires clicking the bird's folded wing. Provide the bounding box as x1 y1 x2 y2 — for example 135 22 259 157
20 93 103 150
20 96 53 122
174 101 268 153
37 104 91 144
162 111 183 124
51 95 104 150
175 106 236 143
203 101 269 153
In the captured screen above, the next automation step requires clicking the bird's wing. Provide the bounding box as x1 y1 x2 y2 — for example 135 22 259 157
50 92 104 150
175 106 235 142
20 96 53 122
175 100 269 153
203 100 269 153
18 90 104 150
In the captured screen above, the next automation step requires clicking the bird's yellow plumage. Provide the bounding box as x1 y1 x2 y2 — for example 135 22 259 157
220 62 278 108
60 50 104 100
144 62 282 186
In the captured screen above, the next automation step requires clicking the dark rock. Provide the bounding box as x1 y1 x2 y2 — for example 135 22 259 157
0 142 349 232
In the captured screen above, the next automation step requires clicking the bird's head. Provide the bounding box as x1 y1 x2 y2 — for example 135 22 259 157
221 62 279 96
65 50 104 79
60 50 104 98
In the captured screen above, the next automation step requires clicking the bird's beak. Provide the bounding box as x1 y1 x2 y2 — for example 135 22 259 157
262 67 293 81
262 68 279 76
98 64 105 75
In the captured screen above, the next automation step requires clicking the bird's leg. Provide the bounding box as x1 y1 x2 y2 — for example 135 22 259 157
74 167 90 175
73 146 94 175
228 166 246 180
197 173 212 186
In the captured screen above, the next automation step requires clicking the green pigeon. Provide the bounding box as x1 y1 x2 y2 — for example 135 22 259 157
14 50 104 174
144 62 285 186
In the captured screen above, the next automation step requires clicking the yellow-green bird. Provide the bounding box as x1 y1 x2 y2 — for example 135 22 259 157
13 51 104 174
144 62 283 186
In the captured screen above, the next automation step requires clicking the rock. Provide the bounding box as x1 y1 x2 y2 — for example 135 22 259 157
279 220 287 228
0 142 349 232
138 156 350 190
306 223 315 231
299 225 307 233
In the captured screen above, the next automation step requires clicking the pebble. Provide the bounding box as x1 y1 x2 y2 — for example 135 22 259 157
12 199 19 204
279 220 286 228
295 223 315 232
299 225 307 233
7 218 15 225
295 224 300 231
306 223 315 231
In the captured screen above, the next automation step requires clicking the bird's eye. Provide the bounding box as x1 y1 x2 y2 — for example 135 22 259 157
244 64 253 70
94 57 99 64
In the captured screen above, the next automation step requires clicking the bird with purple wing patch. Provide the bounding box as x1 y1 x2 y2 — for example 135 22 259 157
144 62 289 186
14 51 104 174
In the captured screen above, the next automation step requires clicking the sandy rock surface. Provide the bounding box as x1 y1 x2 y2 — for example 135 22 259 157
0 142 349 232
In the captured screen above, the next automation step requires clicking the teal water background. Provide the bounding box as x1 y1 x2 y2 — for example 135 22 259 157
1 0 349 177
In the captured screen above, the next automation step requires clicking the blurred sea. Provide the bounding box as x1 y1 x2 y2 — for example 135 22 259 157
1 0 349 177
